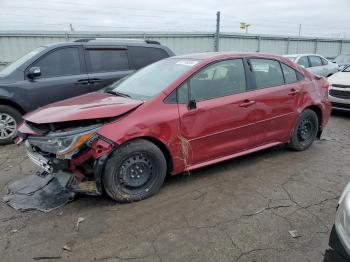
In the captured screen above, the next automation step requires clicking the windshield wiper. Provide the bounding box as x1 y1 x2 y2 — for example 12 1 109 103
106 90 131 98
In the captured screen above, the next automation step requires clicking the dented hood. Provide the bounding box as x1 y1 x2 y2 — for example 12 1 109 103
24 92 143 124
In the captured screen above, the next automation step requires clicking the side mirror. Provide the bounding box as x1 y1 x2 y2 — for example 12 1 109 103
188 99 197 110
27 67 41 79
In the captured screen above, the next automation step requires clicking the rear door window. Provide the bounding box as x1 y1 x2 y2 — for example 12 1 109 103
31 47 81 78
309 56 323 67
250 59 284 89
128 46 169 69
297 56 310 68
86 49 129 73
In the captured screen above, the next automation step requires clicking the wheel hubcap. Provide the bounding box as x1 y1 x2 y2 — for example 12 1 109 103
297 118 313 142
118 154 153 188
0 113 16 139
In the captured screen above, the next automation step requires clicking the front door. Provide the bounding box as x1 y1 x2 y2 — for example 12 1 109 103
177 59 257 165
84 47 134 92
22 46 90 110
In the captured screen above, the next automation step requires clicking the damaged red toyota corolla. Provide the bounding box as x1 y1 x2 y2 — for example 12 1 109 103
15 52 332 202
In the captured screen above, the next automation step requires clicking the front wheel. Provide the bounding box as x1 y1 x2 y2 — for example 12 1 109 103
0 105 22 145
103 139 167 202
288 109 318 151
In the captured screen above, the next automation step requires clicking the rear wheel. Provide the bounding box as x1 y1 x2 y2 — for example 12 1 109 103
288 109 318 151
103 139 167 202
0 105 22 145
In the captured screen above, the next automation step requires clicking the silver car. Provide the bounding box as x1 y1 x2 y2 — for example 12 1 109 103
284 54 339 77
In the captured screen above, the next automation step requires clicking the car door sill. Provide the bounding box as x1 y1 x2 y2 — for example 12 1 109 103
185 142 283 172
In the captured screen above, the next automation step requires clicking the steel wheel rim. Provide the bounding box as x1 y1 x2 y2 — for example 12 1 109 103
297 117 314 144
0 113 17 139
118 153 154 190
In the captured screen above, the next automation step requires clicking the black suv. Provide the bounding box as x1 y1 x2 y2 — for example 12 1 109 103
0 39 174 144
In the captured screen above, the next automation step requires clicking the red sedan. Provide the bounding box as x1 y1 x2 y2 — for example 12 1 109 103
16 52 332 202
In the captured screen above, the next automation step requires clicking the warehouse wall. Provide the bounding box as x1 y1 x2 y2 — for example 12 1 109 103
0 31 349 70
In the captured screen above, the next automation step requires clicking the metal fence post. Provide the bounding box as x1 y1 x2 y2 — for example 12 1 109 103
214 11 220 52
340 40 343 55
314 38 318 53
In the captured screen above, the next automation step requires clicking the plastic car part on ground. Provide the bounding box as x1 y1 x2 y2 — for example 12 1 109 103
3 172 75 212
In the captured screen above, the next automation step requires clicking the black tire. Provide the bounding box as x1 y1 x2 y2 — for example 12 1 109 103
288 109 318 151
102 139 167 202
0 105 22 145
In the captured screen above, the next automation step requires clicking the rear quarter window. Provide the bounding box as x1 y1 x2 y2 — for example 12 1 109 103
281 63 298 84
128 46 169 69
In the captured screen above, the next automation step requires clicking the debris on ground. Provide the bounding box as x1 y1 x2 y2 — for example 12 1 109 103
75 217 86 231
289 230 300 238
3 172 75 212
33 256 62 260
62 244 72 252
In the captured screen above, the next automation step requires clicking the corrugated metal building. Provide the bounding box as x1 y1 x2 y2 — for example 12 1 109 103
1 31 350 69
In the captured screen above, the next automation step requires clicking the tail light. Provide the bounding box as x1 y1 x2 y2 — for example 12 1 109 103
323 82 330 89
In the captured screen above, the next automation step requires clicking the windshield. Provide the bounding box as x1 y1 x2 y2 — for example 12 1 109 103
108 58 200 100
335 54 350 64
343 65 350 72
0 46 46 76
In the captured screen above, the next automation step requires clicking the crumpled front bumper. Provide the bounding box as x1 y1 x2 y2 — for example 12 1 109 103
25 140 53 173
23 136 114 196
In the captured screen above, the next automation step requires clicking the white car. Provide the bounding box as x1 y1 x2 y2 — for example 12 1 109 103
329 180 350 260
284 54 339 77
328 65 350 111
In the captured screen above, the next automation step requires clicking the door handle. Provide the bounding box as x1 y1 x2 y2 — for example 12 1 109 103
89 78 102 84
288 89 299 96
75 79 90 85
239 100 255 108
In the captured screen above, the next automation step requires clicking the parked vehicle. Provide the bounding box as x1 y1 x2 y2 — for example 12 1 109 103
284 54 339 77
327 181 350 262
334 54 350 70
0 39 174 144
328 65 350 111
16 52 332 202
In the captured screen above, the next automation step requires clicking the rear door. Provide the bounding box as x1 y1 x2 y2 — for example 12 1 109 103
177 58 257 165
84 46 134 91
127 46 170 70
308 55 327 76
22 46 90 109
249 58 302 145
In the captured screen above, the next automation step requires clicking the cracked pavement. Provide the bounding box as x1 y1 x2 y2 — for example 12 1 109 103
0 111 350 261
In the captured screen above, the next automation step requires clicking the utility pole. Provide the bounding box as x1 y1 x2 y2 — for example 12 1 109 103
214 11 220 52
296 24 301 53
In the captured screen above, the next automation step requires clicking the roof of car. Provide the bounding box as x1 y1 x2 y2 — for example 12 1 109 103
284 54 323 57
172 51 285 61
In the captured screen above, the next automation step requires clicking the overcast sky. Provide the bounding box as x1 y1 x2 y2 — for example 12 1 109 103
0 0 349 38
